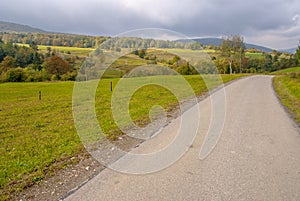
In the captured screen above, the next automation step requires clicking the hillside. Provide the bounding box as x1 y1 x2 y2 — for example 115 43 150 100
0 21 46 33
191 38 274 52
279 47 297 54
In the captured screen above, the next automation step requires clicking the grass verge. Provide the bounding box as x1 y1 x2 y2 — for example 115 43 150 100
273 75 300 124
271 67 300 75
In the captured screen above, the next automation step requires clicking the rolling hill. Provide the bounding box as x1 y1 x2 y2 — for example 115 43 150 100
181 38 274 52
0 21 46 33
279 47 297 54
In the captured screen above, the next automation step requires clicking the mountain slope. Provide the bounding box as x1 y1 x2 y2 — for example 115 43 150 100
279 47 297 54
192 38 274 52
0 21 46 33
178 38 274 52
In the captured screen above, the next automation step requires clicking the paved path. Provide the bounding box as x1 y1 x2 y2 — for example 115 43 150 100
65 76 300 201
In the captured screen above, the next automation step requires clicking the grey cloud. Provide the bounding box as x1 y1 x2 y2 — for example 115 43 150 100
0 0 299 49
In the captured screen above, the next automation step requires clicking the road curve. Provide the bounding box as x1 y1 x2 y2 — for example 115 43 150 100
65 76 300 201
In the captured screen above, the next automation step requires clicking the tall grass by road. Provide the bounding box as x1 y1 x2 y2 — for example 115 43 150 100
273 71 300 124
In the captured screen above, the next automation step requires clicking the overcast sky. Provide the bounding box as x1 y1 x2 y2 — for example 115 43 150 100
0 0 300 49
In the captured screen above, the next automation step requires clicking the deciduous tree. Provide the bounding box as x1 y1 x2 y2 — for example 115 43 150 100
44 55 71 77
221 35 245 74
0 56 16 74
296 43 300 64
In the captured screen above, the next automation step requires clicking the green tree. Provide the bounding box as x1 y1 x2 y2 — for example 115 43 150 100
5 68 26 82
0 56 16 74
2 42 16 57
0 37 4 62
296 43 300 64
221 35 245 74
46 47 52 57
29 41 38 52
261 54 273 72
176 62 197 75
138 49 146 58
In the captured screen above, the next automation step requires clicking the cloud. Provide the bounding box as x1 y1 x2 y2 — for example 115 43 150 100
292 14 299 22
0 0 300 49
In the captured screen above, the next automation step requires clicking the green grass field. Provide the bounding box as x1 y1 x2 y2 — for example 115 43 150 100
162 48 215 53
271 67 300 75
0 74 246 200
245 52 264 59
0 82 83 200
273 75 300 124
16 43 94 57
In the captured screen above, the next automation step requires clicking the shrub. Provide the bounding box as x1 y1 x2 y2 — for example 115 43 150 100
5 68 26 82
61 71 77 81
246 67 257 73
51 74 60 81
147 60 157 64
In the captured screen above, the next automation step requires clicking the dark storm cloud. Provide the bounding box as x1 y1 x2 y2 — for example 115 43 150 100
0 0 299 48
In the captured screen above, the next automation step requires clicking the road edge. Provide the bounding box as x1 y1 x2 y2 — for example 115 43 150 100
60 75 250 200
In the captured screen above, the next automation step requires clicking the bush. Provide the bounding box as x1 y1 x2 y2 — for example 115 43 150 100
5 68 26 82
246 67 257 73
61 71 77 81
23 68 40 82
147 60 157 64
51 74 60 81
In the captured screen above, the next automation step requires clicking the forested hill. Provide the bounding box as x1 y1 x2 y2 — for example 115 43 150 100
0 21 46 33
178 38 274 52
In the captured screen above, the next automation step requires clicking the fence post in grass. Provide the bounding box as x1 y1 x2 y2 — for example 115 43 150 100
110 81 113 92
39 91 41 100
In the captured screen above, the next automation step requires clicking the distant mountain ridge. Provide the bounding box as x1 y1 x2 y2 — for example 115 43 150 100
182 38 274 52
279 47 297 54
0 21 46 33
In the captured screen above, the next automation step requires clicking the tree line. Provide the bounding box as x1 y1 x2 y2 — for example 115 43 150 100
214 35 299 74
0 32 201 50
0 32 108 48
0 33 300 82
0 39 77 82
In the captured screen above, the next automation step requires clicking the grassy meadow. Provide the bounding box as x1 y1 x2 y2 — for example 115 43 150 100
0 74 246 199
0 82 82 200
245 52 264 59
273 67 300 124
271 67 300 75
17 43 95 57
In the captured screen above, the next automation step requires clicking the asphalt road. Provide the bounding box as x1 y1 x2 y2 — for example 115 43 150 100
65 76 300 201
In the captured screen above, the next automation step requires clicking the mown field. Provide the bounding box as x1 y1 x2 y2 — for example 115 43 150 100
273 67 300 124
17 43 94 57
245 52 264 59
0 74 246 200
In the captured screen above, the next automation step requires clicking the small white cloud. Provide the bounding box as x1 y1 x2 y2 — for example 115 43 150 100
292 14 299 22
